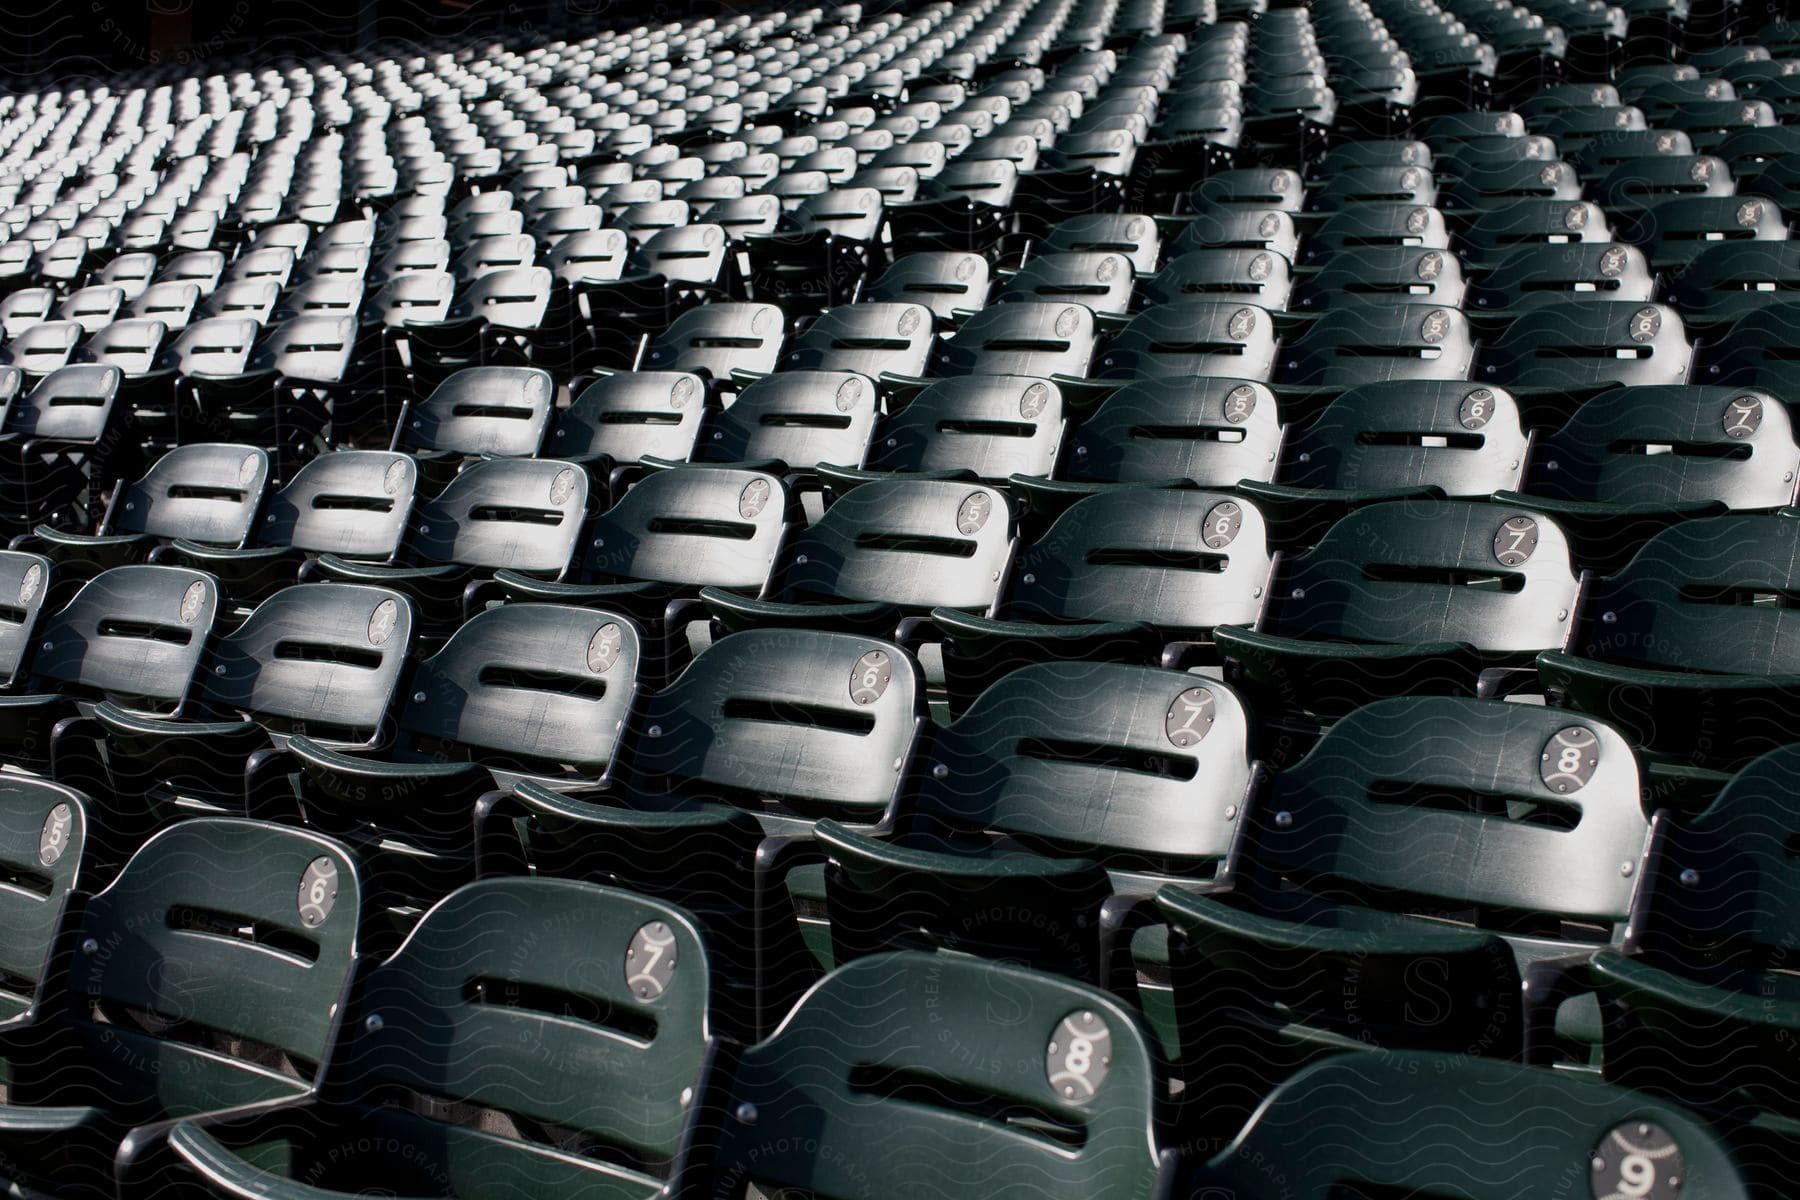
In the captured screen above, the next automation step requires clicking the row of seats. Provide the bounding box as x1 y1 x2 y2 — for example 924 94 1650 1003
0 803 1774 1198
8 431 1800 769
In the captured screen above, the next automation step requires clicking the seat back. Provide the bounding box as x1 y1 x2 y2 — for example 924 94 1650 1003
4 364 120 443
643 303 786 378
197 583 412 747
916 661 1251 868
774 477 1013 611
1629 742 1800 984
1298 204 1449 266
697 370 878 470
76 319 169 376
636 223 731 286
110 443 270 544
251 315 357 385
1008 488 1271 633
400 366 554 457
934 302 1096 378
1280 303 1474 389
1097 300 1277 380
863 252 992 323
0 777 84 1021
1041 212 1162 273
1063 376 1282 486
1267 499 1579 651
67 818 361 1104
1239 695 1648 923
1289 247 1466 314
1524 385 1797 508
405 457 586 575
707 952 1163 1200
547 228 631 286
626 628 922 826
1202 1052 1752 1199
339 878 710 1166
163 317 258 378
33 565 218 711
1701 301 1800 391
0 551 49 688
261 450 417 559
1461 200 1613 264
1480 302 1693 390
128 280 202 330
865 375 1064 481
1467 243 1656 314
1172 208 1301 259
781 302 936 378
997 252 1136 317
400 604 640 774
1276 381 1529 494
582 466 789 589
554 371 708 465
365 270 454 327
1571 512 1800 674
1139 247 1294 311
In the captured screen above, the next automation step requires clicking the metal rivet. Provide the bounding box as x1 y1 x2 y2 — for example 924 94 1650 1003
1619 863 1634 877
796 554 808 565
593 538 605 547
1679 868 1700 886
932 764 948 780
1556 609 1568 621
647 724 662 737
1290 587 1305 599
81 937 97 955
215 664 227 674
365 1013 384 1032
1022 573 1035 584
412 691 427 703
1273 811 1293 828
735 1102 758 1124
1223 804 1237 819
40 641 50 651
680 1087 694 1107
1601 611 1617 624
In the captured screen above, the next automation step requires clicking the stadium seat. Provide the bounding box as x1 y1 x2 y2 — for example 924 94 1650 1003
700 952 1169 1200
1193 1051 1757 1198
23 442 270 581
1159 695 1650 1133
0 817 364 1198
935 486 1272 708
700 476 1013 639
1240 380 1530 545
1215 499 1580 730
1538 512 1800 771
819 661 1251 984
164 878 717 1200
1590 742 1800 1125
1496 385 1796 572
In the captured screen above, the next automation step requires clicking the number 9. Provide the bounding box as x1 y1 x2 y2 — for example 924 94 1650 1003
1618 1152 1655 1198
